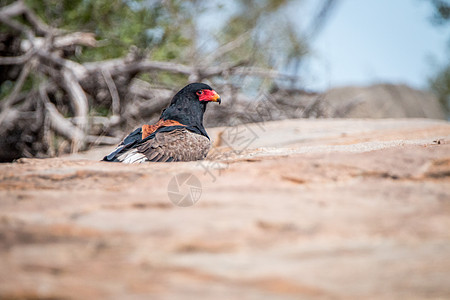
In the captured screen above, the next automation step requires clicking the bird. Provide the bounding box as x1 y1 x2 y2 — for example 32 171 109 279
102 83 221 163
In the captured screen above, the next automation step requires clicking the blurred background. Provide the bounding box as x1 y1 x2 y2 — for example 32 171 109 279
0 0 449 162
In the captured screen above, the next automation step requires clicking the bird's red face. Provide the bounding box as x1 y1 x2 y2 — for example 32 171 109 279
196 89 221 104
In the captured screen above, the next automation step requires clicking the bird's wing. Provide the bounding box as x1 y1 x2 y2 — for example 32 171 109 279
102 127 143 162
116 128 211 163
102 119 190 162
138 128 211 162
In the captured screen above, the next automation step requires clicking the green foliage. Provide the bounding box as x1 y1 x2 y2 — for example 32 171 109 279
0 80 14 99
4 0 308 66
24 0 164 60
21 0 199 63
2 0 309 88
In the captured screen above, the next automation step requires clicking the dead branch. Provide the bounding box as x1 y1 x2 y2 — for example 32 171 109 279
84 60 194 77
86 135 121 145
0 1 26 17
102 68 120 115
53 32 96 48
0 48 35 65
0 0 62 36
39 85 85 148
61 69 88 138
0 13 36 43
35 49 88 78
0 61 33 125
0 0 311 161
21 4 59 36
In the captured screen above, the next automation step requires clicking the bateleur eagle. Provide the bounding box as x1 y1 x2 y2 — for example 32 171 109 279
102 83 221 163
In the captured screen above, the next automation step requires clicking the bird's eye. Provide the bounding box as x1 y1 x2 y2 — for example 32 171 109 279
196 90 203 96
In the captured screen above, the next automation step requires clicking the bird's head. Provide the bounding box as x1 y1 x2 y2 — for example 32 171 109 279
174 83 221 105
162 83 221 130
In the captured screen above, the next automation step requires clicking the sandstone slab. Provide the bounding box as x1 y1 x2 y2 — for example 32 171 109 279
0 119 449 299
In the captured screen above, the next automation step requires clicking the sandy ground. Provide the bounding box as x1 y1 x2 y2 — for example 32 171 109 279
0 118 449 300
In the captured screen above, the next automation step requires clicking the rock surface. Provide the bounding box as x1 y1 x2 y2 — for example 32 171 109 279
0 118 449 300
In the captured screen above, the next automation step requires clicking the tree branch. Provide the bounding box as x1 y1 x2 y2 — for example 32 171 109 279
86 135 121 145
102 68 120 115
84 59 194 77
0 48 35 65
39 85 85 150
0 61 33 124
0 1 26 17
0 13 36 43
36 48 88 79
53 32 96 49
0 0 62 36
61 69 89 152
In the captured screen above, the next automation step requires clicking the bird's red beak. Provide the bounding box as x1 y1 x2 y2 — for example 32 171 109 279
199 89 221 104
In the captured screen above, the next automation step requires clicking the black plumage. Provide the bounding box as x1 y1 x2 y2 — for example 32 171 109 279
102 83 221 163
